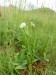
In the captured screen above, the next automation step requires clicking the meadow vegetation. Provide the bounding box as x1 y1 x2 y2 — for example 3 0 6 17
0 7 56 75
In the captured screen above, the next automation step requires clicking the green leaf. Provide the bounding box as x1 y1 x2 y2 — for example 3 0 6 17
15 65 26 70
44 53 49 62
8 61 14 74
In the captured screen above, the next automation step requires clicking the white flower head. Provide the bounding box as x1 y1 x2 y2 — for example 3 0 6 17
20 22 26 29
31 22 35 27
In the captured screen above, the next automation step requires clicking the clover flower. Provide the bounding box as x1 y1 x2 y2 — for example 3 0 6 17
20 23 26 29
